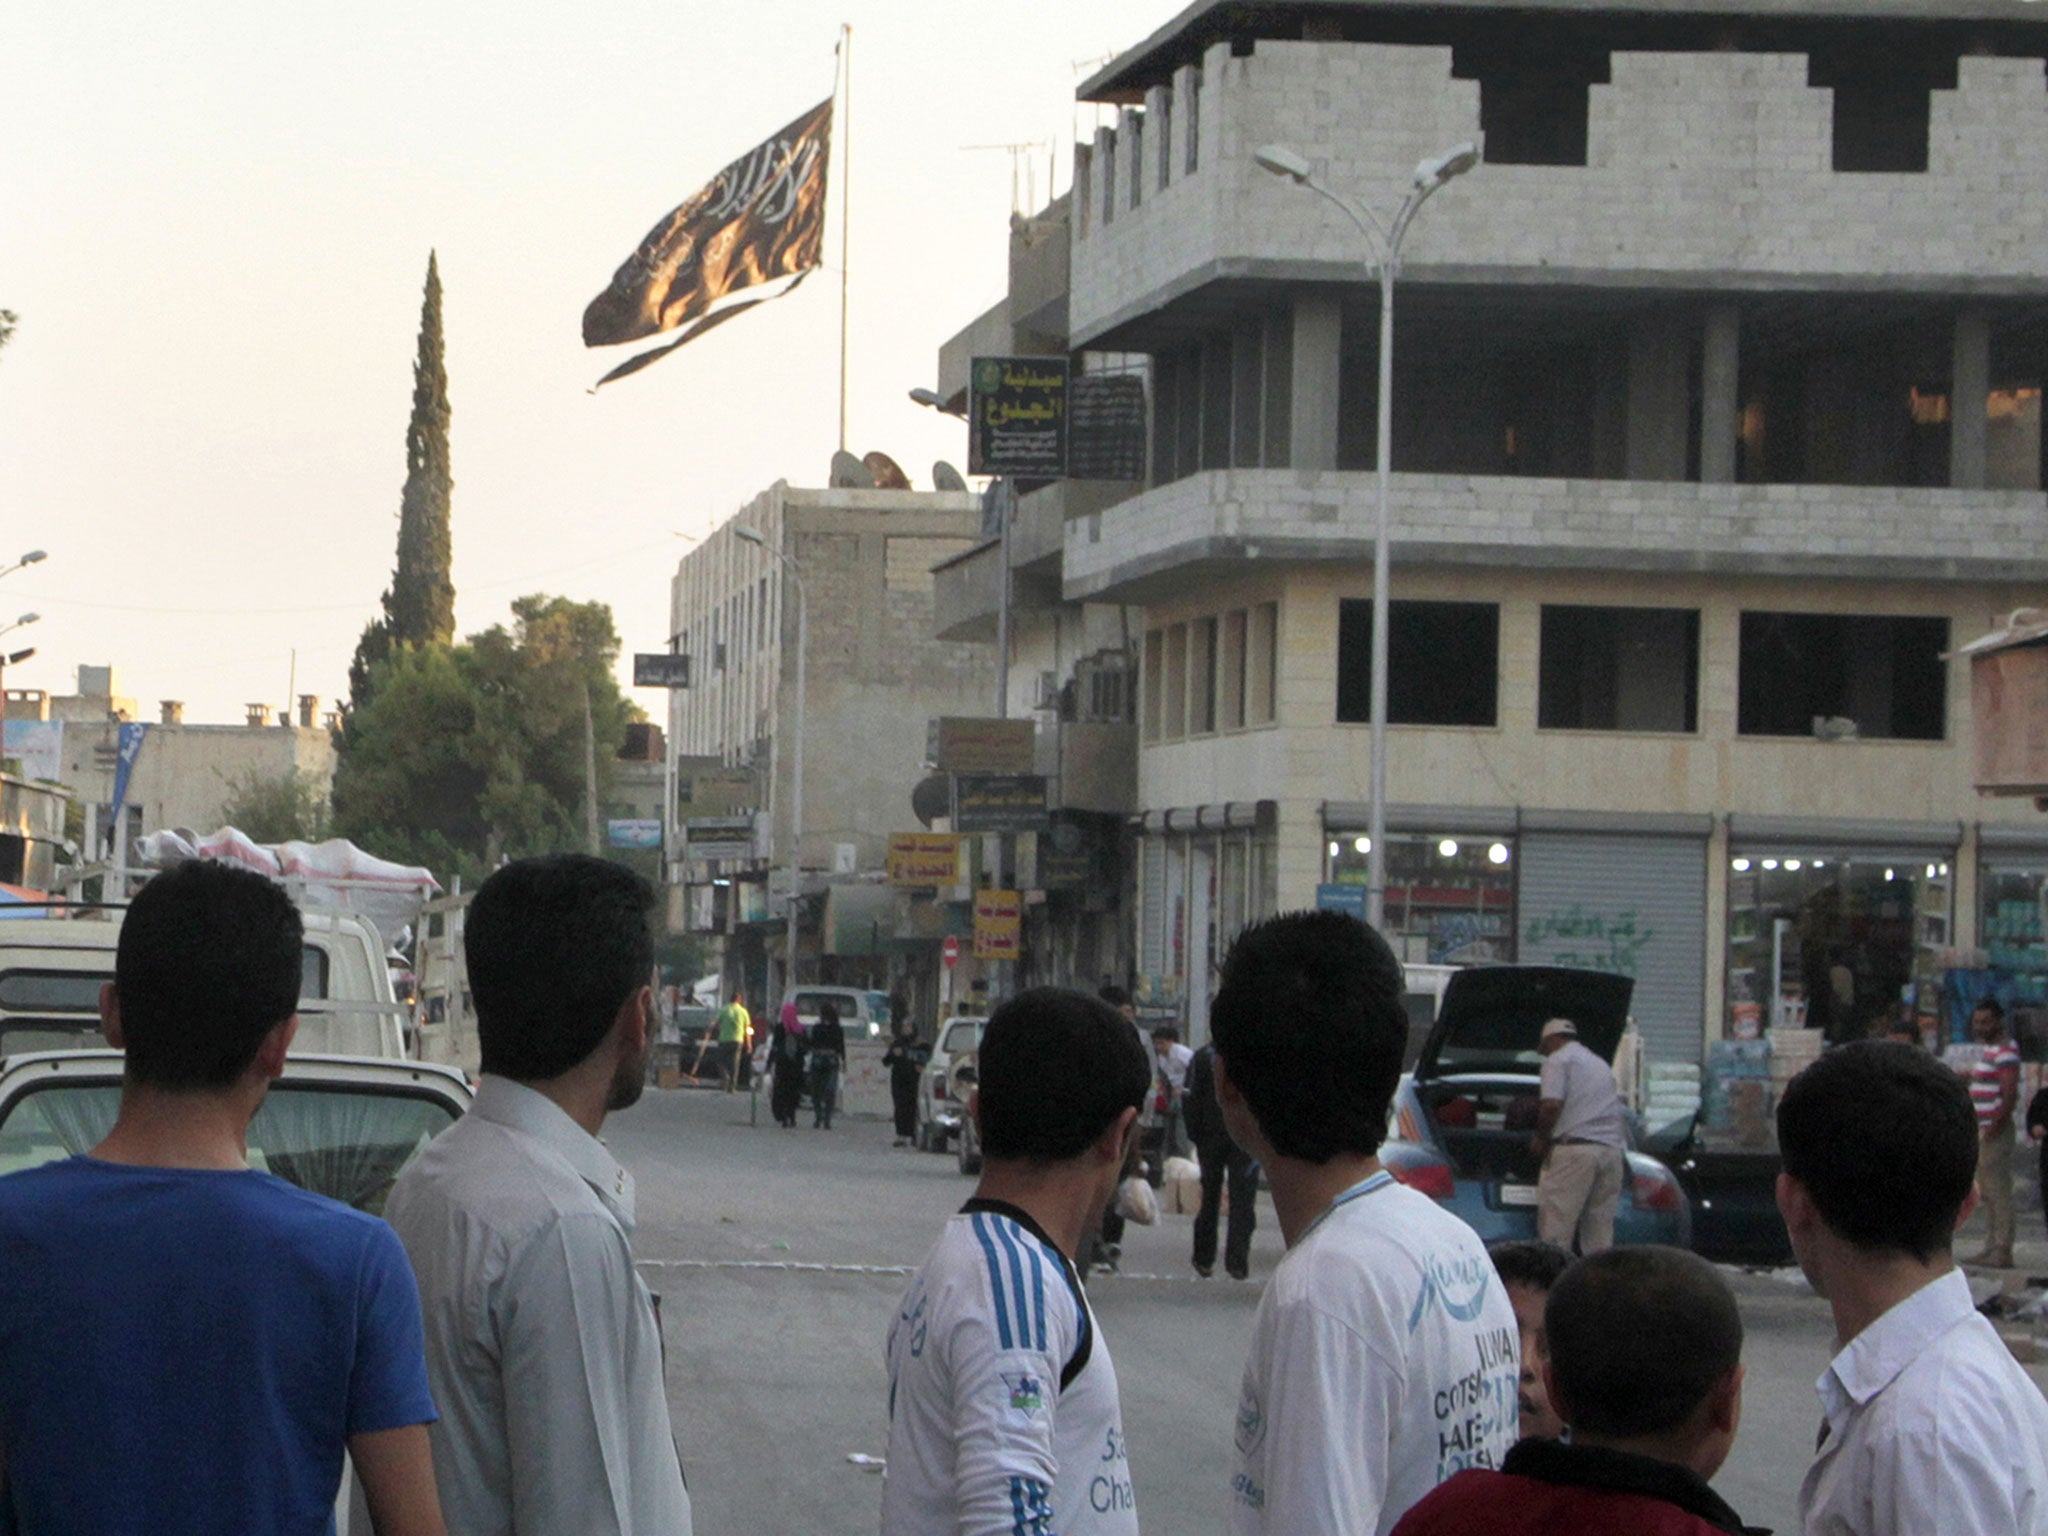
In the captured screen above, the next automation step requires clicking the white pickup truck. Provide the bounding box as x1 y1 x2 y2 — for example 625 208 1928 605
0 906 410 1060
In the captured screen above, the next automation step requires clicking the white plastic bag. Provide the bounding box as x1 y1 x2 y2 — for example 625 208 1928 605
1116 1175 1159 1226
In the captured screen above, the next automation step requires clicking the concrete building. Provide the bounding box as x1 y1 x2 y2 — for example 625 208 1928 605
934 0 2048 1060
3 670 335 851
666 480 997 1016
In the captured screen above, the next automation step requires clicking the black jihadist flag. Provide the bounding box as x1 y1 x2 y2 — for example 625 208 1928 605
583 97 832 388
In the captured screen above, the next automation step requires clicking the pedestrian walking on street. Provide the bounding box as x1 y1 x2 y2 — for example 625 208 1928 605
1184 1038 1258 1279
1532 1017 1629 1256
0 860 446 1536
2027 1080 2048 1219
1151 1024 1195 1162
715 989 752 1093
807 999 846 1129
1778 1039 2048 1536
385 854 693 1536
769 1009 807 1128
1391 1246 1759 1536
1088 984 1144 1274
882 987 1150 1535
1211 909 1519 1536
1966 996 2021 1269
884 1017 927 1146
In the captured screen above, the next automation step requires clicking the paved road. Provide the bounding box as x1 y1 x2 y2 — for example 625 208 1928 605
607 1084 2041 1535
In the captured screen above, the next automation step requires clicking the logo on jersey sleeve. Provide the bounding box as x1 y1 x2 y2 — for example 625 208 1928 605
1233 1386 1266 1456
1001 1370 1048 1418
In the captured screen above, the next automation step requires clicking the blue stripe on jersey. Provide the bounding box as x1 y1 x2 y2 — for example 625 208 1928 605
971 1213 1016 1349
1008 1474 1053 1535
1024 1236 1048 1352
990 1215 1037 1353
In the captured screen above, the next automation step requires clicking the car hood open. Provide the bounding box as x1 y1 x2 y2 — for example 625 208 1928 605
1413 966 1634 1082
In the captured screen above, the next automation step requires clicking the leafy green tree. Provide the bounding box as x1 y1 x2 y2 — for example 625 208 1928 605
349 253 454 708
218 768 333 844
333 595 640 887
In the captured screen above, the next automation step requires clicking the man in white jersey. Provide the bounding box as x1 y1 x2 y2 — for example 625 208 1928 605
884 987 1152 1536
1210 910 1521 1536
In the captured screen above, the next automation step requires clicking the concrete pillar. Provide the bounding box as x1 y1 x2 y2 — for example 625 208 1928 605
1289 293 1342 472
1952 308 1991 490
1625 319 1690 481
1700 304 1741 484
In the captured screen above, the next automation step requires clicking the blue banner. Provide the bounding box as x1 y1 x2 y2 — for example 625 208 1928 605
110 722 147 818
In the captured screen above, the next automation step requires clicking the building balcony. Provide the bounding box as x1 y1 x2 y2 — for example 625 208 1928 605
1069 38 2048 348
1061 468 2048 603
932 479 1144 640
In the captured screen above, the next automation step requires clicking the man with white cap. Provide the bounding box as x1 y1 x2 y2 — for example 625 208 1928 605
1530 1017 1628 1255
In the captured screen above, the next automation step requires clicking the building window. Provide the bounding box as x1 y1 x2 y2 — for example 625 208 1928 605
1337 600 1499 727
1327 831 1516 965
1453 41 1609 167
1979 861 2048 1014
1163 622 1188 738
1218 610 1247 730
1142 629 1164 742
1736 612 1948 740
1189 617 1218 734
1539 606 1699 733
1247 602 1277 725
1726 852 1952 1043
1809 49 1955 174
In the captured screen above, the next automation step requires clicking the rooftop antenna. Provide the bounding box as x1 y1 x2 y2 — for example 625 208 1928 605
964 140 1055 217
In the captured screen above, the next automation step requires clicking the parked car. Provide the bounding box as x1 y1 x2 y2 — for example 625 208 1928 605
917 1013 987 1152
1639 1119 1792 1266
951 1046 984 1175
1379 966 1693 1250
0 907 410 1060
0 1047 474 1533
780 985 893 1040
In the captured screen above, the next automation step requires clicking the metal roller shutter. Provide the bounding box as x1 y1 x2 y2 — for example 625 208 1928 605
1516 833 1708 1065
1139 837 1167 980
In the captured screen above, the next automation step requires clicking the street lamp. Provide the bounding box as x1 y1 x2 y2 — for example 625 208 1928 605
0 613 41 642
732 522 808 995
0 551 45 583
1253 139 1477 931
911 385 1010 718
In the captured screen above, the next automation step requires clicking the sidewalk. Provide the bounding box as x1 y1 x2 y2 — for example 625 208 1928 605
1958 1145 2048 1281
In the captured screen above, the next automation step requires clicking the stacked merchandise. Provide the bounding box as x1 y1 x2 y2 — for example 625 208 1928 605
1767 1028 1825 1108
1641 1061 1703 1143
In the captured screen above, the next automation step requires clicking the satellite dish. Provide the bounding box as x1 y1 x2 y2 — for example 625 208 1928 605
911 773 951 829
829 450 875 488
863 451 912 490
933 461 968 492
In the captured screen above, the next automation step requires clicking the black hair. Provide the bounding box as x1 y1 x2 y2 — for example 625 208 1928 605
819 1000 839 1024
469 854 655 1081
1150 1024 1180 1042
1776 1040 1977 1262
116 860 303 1090
978 987 1151 1162
1098 984 1130 1009
1545 1247 1742 1438
1208 909 1405 1162
1975 997 2006 1019
1488 1239 1573 1293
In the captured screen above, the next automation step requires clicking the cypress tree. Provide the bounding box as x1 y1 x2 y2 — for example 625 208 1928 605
348 253 454 711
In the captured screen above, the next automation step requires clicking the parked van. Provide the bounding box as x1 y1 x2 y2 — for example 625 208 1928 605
0 907 410 1060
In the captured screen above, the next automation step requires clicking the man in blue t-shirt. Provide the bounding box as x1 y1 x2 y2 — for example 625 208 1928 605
0 861 444 1536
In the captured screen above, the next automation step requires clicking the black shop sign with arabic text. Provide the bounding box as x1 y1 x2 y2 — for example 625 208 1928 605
970 356 1069 477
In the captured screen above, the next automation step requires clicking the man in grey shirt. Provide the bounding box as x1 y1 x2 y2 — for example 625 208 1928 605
386 854 692 1536
1530 1017 1629 1255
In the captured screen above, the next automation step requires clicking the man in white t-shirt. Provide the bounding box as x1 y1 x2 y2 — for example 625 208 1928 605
1211 910 1520 1536
1779 1039 2048 1535
883 987 1153 1536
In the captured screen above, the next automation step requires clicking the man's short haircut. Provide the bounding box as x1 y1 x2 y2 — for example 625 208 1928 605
1776 1040 1977 1262
977 987 1150 1162
1098 984 1130 1009
1150 1024 1179 1043
1488 1239 1573 1294
116 860 304 1090
1209 909 1405 1162
1545 1247 1742 1438
469 854 655 1082
1975 996 2006 1021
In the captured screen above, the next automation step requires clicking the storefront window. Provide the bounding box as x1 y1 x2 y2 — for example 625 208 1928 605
1326 833 1516 965
1978 863 2048 1008
1725 853 1952 1043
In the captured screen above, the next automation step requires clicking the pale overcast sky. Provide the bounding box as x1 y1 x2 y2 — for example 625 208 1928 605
1 0 1158 723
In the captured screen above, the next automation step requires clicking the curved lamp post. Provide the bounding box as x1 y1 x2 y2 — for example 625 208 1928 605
1252 140 1478 930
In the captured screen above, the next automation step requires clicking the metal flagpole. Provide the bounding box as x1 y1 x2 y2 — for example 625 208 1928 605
836 22 852 453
